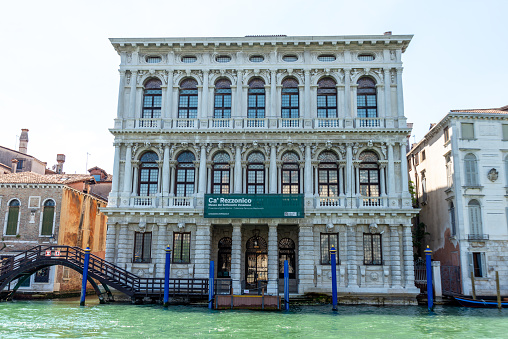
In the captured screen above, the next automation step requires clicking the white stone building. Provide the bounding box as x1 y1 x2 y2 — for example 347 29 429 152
408 106 508 296
103 34 419 300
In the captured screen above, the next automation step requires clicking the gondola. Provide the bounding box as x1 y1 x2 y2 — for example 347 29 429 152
453 296 508 308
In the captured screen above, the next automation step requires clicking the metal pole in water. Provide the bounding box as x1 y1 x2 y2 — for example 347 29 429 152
80 247 91 306
209 261 215 309
330 246 338 311
496 271 501 310
470 271 476 300
284 260 289 311
163 246 172 307
424 246 433 311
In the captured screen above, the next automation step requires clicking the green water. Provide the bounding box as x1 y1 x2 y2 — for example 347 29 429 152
1 299 507 338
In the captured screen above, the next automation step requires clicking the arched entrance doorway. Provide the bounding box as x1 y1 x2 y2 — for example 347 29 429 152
245 236 268 290
217 237 232 278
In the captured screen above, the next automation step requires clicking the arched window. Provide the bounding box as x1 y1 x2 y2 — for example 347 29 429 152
318 151 339 197
214 79 232 119
359 151 380 197
178 78 198 119
468 200 483 237
212 152 230 194
281 78 299 119
317 77 337 118
176 151 196 197
139 152 159 196
282 152 300 194
279 238 296 279
142 79 162 119
217 237 232 278
248 78 265 119
245 235 268 289
357 77 377 118
41 200 55 236
5 200 20 236
247 152 265 194
464 153 479 186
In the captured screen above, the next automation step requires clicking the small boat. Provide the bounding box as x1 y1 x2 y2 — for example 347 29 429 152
454 296 508 308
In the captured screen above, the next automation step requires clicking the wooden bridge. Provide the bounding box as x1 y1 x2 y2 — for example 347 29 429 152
0 245 209 303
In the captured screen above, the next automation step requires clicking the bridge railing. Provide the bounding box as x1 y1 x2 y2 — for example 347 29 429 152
136 278 209 297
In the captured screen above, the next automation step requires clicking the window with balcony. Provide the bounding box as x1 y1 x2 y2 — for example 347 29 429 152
41 199 55 236
139 152 159 196
173 232 191 264
464 153 479 186
176 151 195 197
357 77 377 118
212 152 230 194
282 152 300 194
217 237 232 277
359 151 380 197
178 78 198 119
214 79 232 119
133 232 152 263
5 199 20 235
320 233 338 265
317 77 337 118
281 78 299 119
468 200 484 239
142 79 162 119
279 238 296 278
246 152 265 194
248 78 265 119
318 151 339 198
363 233 382 265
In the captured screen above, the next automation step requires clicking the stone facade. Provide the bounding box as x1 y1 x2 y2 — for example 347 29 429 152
408 106 508 296
104 34 419 299
0 173 109 293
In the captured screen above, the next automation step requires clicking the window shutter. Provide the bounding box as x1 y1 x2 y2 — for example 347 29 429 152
468 253 474 276
502 124 508 140
461 123 474 139
6 207 19 235
41 206 54 236
480 253 487 278
469 205 481 235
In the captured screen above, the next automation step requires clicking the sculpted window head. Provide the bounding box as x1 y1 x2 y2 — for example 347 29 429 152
359 151 379 163
144 78 162 89
282 152 299 162
248 152 265 163
180 78 198 89
177 151 195 163
318 151 338 162
140 151 159 163
213 152 230 163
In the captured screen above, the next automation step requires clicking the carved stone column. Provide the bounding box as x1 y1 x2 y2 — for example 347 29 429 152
298 224 314 294
132 160 140 196
304 70 311 119
156 223 167 277
353 161 361 197
162 145 170 196
402 223 415 288
169 161 176 197
379 161 387 197
345 144 353 207
267 223 278 295
236 69 243 118
110 143 121 204
231 222 242 293
347 224 358 287
201 70 209 119
122 144 133 201
270 70 277 118
383 68 392 117
269 144 277 193
396 67 404 117
344 68 351 118
129 70 138 118
198 145 207 196
194 222 211 279
234 145 242 193
117 70 126 119
390 224 402 287
304 145 312 197
400 142 410 199
165 71 174 119
387 142 395 197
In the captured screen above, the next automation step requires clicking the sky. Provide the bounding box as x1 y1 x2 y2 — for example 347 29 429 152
0 0 506 174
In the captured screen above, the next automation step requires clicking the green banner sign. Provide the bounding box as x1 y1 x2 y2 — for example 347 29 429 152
204 194 304 219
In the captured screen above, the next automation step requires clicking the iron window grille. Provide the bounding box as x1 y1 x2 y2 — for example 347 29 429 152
320 233 338 265
133 232 152 263
279 238 296 278
173 232 191 264
363 233 382 265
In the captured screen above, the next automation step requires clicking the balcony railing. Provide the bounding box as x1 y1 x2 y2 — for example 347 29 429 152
279 118 301 128
245 118 267 128
209 118 232 128
317 197 341 207
169 196 195 208
361 196 385 207
356 118 383 128
131 196 158 207
468 234 489 241
137 119 161 129
174 119 197 129
315 118 341 128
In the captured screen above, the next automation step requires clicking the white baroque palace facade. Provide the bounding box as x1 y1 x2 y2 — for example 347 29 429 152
408 107 508 296
104 34 418 300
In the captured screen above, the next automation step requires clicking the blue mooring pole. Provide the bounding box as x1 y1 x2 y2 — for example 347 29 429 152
209 261 215 309
80 247 91 306
424 246 433 311
284 259 289 311
163 245 172 307
330 246 338 311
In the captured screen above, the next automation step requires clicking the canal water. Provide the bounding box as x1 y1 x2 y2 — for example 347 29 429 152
1 299 507 338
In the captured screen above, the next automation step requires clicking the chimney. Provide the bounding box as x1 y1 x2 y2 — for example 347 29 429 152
11 159 18 173
384 31 392 36
19 129 29 154
56 154 66 174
